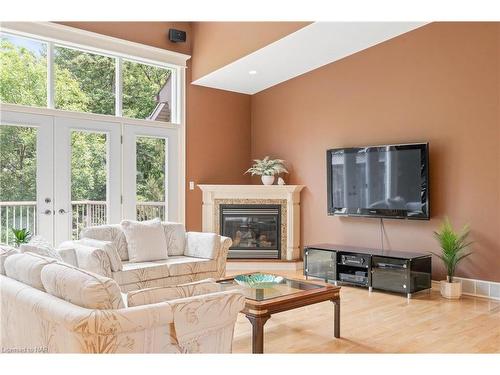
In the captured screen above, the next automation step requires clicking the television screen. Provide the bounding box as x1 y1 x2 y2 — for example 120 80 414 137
327 143 429 220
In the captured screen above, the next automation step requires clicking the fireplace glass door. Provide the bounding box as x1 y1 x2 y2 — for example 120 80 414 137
220 205 281 259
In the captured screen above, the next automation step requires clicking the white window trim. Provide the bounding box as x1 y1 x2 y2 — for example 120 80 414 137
0 21 189 224
0 22 190 67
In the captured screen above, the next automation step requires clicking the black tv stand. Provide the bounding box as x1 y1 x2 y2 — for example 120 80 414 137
303 244 432 298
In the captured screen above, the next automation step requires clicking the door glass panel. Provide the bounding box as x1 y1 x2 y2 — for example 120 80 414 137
71 131 107 239
0 33 47 107
0 125 37 244
136 136 166 221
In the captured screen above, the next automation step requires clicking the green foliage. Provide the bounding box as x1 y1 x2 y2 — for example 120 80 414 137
0 126 37 201
0 37 168 209
432 218 473 282
136 137 165 202
71 132 107 201
11 228 32 247
245 156 289 176
0 39 47 107
54 47 113 114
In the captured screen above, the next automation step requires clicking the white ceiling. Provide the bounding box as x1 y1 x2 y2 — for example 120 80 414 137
192 22 427 95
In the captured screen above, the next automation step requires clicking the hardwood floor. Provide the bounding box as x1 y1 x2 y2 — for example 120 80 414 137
228 270 500 353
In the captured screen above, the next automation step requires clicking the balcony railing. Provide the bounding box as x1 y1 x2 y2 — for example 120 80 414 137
0 200 166 244
0 201 37 245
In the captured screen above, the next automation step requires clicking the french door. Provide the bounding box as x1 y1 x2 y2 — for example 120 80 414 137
0 111 54 244
53 117 121 244
122 124 180 223
1 110 180 246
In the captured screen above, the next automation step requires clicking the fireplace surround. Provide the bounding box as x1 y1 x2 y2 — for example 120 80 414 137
198 185 305 260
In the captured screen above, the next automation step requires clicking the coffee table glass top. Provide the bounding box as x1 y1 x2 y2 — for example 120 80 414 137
218 273 325 301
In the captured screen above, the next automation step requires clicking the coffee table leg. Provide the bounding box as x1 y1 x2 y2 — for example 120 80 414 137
332 299 340 338
246 314 270 354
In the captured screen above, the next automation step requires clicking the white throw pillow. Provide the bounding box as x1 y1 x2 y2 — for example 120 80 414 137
20 236 63 261
60 238 123 272
121 218 168 262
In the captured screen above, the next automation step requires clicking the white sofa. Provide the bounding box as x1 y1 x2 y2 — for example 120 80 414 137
60 222 232 292
0 250 245 353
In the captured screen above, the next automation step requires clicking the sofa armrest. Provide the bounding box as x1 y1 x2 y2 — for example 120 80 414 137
166 289 245 353
184 232 221 260
214 236 232 277
59 241 112 278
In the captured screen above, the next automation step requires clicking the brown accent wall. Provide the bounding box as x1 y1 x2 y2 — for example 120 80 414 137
185 63 251 230
251 22 500 282
58 22 252 231
191 22 310 81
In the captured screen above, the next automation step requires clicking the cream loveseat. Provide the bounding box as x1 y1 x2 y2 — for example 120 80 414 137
0 251 245 353
59 221 232 292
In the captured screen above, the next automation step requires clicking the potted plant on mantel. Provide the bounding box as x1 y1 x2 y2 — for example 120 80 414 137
245 156 289 185
432 218 473 299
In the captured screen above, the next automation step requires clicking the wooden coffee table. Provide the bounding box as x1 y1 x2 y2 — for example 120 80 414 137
218 274 341 353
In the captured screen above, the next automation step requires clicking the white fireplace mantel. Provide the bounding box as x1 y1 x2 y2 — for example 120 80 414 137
198 184 305 260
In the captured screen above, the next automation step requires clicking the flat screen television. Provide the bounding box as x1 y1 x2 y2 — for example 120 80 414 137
327 143 430 220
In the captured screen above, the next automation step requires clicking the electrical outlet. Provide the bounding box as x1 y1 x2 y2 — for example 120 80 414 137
189 181 195 190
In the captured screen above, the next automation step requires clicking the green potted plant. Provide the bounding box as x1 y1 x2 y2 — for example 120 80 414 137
245 156 289 185
432 218 473 299
11 228 32 248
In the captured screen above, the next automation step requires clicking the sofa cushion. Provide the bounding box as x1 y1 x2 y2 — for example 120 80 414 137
112 259 171 285
0 244 19 275
162 222 186 256
41 262 125 310
112 256 217 286
166 256 217 276
4 252 57 291
184 232 220 260
61 238 122 272
127 279 221 307
121 218 168 262
20 236 63 261
81 224 129 261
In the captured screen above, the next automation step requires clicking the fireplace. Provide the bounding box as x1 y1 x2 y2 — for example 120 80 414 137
198 185 304 260
220 204 281 259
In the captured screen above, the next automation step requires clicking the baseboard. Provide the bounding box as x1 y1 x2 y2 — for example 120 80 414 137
226 260 304 272
432 277 500 301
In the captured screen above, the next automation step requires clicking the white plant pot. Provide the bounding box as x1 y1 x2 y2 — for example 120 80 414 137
440 280 462 299
261 175 275 185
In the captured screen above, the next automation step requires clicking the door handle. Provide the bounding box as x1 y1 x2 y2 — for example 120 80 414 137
58 209 68 214
43 209 53 215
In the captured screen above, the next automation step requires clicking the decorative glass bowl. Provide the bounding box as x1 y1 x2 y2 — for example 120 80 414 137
234 273 284 288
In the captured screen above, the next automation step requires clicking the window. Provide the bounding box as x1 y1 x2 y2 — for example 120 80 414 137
55 46 115 115
123 60 172 121
0 34 47 107
0 31 176 123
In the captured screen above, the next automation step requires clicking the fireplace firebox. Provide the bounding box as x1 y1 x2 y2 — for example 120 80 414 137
220 204 281 259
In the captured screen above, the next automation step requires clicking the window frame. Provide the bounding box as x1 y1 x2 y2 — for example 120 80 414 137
1 26 183 123
0 22 189 224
